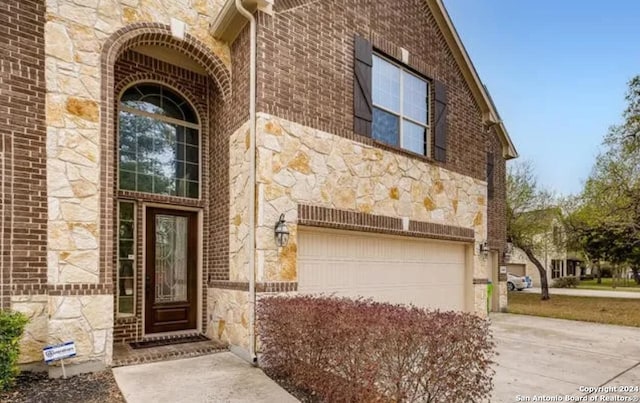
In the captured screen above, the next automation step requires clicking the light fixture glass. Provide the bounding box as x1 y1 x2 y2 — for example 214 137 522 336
274 214 290 247
479 241 489 255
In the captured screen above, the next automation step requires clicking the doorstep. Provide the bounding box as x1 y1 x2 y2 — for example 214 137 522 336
112 335 228 367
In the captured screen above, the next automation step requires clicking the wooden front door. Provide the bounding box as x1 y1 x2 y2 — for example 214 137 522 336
145 208 198 334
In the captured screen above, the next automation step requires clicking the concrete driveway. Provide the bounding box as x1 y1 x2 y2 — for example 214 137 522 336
491 313 640 402
113 352 298 403
522 287 640 299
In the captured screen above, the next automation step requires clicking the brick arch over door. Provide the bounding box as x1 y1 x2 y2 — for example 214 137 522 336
99 23 231 285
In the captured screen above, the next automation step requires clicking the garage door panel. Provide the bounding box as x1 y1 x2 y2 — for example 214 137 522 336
298 229 468 312
405 241 465 264
301 263 465 288
298 284 465 311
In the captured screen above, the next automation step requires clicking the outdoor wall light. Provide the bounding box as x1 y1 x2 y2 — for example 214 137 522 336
479 241 489 256
274 214 290 247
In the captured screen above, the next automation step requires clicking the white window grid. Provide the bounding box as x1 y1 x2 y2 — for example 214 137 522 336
116 200 136 317
117 82 203 200
372 54 431 155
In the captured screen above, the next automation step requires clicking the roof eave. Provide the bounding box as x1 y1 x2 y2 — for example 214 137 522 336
427 0 518 160
210 0 274 42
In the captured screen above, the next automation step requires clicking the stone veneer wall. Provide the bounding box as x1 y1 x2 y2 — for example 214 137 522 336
12 295 48 365
42 0 230 369
207 112 496 347
206 123 251 348
249 114 492 316
228 123 251 282
206 288 249 349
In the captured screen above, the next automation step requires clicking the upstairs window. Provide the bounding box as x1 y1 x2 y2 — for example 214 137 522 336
353 37 447 161
118 84 200 199
372 55 429 155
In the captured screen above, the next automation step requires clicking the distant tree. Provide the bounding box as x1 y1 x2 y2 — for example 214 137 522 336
507 161 556 300
563 199 610 283
567 75 640 285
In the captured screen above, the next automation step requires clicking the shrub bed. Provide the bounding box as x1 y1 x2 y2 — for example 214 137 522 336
0 310 28 391
257 295 495 402
552 276 580 288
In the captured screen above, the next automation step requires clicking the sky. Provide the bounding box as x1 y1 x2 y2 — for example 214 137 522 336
443 0 640 195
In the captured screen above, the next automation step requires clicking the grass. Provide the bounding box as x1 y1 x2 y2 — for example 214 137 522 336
576 278 640 292
507 292 640 327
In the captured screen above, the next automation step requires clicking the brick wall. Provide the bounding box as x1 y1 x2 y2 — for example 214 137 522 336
0 0 47 308
488 127 507 262
257 0 488 181
208 26 250 282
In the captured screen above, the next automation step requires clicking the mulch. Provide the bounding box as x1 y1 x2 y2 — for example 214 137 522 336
262 368 318 403
0 370 125 403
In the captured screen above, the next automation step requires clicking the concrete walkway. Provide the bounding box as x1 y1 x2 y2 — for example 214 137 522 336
491 313 640 402
522 287 640 299
113 352 298 403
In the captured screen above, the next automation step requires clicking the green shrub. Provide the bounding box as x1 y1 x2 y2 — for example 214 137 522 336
0 310 28 391
258 295 496 402
552 276 580 288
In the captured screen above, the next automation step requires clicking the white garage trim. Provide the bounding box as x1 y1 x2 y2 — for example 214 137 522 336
297 227 474 312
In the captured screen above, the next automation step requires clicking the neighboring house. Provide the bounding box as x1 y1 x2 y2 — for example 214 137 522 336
0 0 517 375
507 211 582 287
508 247 583 287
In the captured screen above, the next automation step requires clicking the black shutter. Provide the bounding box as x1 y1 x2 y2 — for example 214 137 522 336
353 35 373 137
433 80 448 162
487 152 495 199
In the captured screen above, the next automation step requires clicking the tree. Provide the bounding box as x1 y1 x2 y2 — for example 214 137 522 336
507 161 556 300
572 76 640 284
563 197 610 283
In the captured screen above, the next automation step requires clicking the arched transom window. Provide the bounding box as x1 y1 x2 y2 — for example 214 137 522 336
118 83 200 199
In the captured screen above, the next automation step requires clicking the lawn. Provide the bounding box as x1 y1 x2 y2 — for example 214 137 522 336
507 292 640 327
576 278 640 292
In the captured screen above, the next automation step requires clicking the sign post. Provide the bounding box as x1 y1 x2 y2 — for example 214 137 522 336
43 341 76 379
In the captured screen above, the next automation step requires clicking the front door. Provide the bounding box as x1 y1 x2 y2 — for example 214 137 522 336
145 208 198 334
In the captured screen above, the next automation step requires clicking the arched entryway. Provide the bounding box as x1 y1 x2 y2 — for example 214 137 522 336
100 24 232 343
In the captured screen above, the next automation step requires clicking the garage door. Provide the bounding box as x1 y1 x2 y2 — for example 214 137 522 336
297 228 469 312
507 264 526 277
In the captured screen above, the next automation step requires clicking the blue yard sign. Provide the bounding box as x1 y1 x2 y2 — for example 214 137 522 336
43 341 76 364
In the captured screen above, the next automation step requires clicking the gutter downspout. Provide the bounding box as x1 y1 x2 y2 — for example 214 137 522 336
234 0 258 365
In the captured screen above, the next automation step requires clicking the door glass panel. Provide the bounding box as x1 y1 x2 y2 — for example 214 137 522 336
117 201 135 315
155 215 188 303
